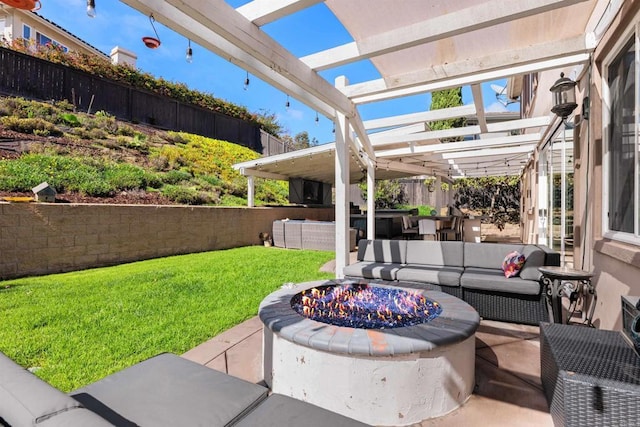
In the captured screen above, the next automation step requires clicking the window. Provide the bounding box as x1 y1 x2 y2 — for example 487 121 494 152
22 24 31 40
605 26 640 244
36 32 51 46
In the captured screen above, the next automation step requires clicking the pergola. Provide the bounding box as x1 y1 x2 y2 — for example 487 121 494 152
119 0 611 275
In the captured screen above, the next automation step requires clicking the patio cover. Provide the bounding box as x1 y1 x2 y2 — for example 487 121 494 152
117 0 615 274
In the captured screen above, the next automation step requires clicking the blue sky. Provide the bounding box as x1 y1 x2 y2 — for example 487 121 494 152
36 0 518 145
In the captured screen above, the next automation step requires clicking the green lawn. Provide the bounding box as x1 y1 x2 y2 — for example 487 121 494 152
0 246 335 391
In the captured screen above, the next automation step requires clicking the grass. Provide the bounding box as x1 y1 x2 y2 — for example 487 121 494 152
0 246 335 392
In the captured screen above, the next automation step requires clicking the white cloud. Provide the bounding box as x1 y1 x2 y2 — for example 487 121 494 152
485 102 509 113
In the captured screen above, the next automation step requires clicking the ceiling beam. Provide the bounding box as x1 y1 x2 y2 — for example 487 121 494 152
236 0 323 26
346 35 592 102
377 133 541 157
301 0 588 71
440 144 536 159
363 105 476 130
236 168 290 181
370 116 549 147
471 85 488 133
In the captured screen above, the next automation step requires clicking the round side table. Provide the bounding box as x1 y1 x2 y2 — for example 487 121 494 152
539 266 595 326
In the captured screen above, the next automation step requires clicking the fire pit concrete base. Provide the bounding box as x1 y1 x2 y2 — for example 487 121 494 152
259 280 480 426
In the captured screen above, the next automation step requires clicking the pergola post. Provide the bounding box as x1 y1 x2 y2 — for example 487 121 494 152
367 162 375 240
334 76 351 279
247 175 255 208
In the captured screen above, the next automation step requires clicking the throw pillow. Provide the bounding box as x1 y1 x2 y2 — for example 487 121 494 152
502 251 525 278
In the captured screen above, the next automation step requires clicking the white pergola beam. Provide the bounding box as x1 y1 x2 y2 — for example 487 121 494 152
370 116 549 147
377 133 541 157
363 105 476 130
236 168 290 181
440 144 536 159
301 0 588 71
347 36 592 103
471 84 488 133
237 0 323 26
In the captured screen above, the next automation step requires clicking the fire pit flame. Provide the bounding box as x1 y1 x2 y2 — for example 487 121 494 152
291 282 442 329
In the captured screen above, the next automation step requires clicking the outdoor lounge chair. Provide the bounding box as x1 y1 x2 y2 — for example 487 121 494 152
0 351 370 427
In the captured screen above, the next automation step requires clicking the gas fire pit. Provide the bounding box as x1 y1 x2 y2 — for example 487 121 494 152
259 280 480 426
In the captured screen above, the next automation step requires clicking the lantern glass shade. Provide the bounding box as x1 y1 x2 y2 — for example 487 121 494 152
550 73 578 118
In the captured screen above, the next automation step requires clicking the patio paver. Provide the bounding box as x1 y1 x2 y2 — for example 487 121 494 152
182 316 553 426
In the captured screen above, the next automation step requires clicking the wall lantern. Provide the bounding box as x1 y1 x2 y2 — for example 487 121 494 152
550 72 577 118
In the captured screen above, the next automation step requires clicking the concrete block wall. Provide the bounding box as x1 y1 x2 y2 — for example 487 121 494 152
0 202 334 280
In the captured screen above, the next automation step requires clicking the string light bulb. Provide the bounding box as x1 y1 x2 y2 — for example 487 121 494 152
243 71 250 90
285 95 290 110
86 0 96 18
315 111 319 125
185 39 193 63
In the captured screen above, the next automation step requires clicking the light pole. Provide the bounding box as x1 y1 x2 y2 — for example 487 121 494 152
550 73 578 266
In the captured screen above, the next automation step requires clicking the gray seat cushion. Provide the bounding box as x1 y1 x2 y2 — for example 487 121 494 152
0 351 112 427
463 243 525 269
519 246 547 281
234 394 371 427
357 239 407 264
405 241 464 267
460 267 542 295
70 353 268 427
343 261 402 281
396 265 463 287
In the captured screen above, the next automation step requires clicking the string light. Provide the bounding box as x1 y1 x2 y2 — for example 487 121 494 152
86 0 96 18
243 71 250 90
185 39 193 63
315 111 319 125
285 95 290 110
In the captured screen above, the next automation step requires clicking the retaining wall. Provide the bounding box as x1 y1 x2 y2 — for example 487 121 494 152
0 203 334 280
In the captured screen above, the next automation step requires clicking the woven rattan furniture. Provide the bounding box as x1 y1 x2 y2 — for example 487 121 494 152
540 322 640 427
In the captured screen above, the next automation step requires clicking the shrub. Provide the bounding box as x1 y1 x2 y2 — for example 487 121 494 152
88 128 109 140
161 185 210 205
117 125 136 137
105 164 148 190
59 113 81 127
162 169 192 185
0 116 62 136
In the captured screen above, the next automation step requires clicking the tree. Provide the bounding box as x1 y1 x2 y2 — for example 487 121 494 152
429 88 466 142
358 179 406 209
453 176 521 230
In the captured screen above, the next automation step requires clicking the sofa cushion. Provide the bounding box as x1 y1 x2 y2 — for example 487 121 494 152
502 251 525 278
343 261 401 281
234 394 370 427
461 267 542 295
405 241 464 267
396 265 463 287
38 408 114 426
519 246 547 281
0 351 111 427
70 353 268 427
463 243 525 269
357 240 406 264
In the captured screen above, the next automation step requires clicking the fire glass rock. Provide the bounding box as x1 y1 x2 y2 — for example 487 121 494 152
290 282 442 329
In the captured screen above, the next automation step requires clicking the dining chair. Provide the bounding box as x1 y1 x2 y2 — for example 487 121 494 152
418 218 438 240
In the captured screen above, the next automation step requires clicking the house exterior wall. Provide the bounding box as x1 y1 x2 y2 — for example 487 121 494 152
521 1 640 331
0 203 334 280
0 7 107 58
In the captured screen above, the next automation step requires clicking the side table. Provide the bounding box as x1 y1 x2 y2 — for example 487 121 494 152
539 266 595 326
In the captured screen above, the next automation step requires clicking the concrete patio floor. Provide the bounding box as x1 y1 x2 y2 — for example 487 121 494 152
182 316 553 427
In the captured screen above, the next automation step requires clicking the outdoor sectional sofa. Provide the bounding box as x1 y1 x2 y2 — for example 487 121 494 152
0 351 369 427
343 239 561 325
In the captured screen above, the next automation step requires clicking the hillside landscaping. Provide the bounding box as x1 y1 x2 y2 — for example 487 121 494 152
0 97 288 205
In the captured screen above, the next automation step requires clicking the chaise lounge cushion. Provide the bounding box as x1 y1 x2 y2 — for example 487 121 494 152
234 394 370 427
0 352 112 427
70 353 268 427
460 267 541 295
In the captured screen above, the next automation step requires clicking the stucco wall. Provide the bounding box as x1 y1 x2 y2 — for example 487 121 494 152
0 202 334 280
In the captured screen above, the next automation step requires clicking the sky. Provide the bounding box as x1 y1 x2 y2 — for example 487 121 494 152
35 0 519 145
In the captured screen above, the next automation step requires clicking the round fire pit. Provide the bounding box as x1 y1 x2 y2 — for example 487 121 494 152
259 280 480 426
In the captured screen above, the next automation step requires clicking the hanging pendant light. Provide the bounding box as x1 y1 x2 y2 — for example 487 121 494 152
86 0 96 18
142 14 161 49
185 39 193 63
1 0 41 11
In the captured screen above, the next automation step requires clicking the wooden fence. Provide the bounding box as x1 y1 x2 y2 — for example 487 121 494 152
0 47 261 152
